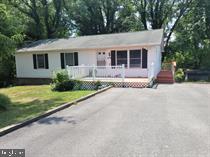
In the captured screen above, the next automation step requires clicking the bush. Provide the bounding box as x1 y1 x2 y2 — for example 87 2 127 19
0 94 11 110
52 70 69 84
52 80 74 91
0 56 16 88
94 81 102 90
52 79 83 92
175 68 185 83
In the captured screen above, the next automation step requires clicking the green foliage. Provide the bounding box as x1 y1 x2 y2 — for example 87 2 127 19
175 68 185 83
0 56 15 87
164 52 195 70
52 70 69 84
0 93 10 110
66 0 141 35
52 80 83 92
8 0 70 40
168 0 210 70
51 70 84 91
52 81 75 92
0 3 25 87
94 80 102 90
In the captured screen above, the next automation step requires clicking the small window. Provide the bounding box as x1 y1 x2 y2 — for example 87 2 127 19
33 54 49 69
130 50 141 68
103 52 105 55
37 54 45 68
65 53 74 66
61 52 78 69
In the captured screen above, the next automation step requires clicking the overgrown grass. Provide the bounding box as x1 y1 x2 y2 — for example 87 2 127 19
0 85 94 129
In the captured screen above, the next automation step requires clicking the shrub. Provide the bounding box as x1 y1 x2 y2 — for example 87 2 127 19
52 70 69 84
0 94 11 110
175 68 185 83
94 81 102 90
52 80 74 91
52 79 83 91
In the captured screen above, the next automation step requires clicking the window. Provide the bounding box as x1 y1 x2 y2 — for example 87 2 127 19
117 50 127 67
61 52 78 69
130 50 141 68
37 54 45 68
33 54 49 69
110 49 148 68
65 53 74 66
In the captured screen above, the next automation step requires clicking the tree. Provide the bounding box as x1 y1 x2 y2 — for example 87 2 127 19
64 0 141 35
133 0 193 47
0 3 24 86
8 0 71 40
168 0 210 69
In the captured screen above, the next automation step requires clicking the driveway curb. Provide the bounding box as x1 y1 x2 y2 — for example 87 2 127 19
0 86 112 137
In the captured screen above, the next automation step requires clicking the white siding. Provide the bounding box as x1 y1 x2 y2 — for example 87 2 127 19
16 52 61 78
147 46 162 78
16 51 97 78
78 50 97 66
15 45 162 78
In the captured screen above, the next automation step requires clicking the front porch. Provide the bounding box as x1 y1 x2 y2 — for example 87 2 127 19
81 77 150 88
66 65 154 88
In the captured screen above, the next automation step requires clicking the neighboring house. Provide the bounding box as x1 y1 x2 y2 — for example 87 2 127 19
16 29 164 84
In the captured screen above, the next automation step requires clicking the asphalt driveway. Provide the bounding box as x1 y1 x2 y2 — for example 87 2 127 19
0 84 210 157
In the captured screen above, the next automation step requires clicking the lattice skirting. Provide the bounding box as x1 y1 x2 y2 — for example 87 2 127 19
80 81 149 90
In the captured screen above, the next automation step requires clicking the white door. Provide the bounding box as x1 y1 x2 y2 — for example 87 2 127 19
97 52 106 66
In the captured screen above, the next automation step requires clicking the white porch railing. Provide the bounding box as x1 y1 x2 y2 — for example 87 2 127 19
66 65 125 82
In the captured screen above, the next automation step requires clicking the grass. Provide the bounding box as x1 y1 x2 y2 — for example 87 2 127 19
0 85 94 129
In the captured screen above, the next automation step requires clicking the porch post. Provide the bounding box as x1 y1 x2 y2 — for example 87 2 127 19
150 62 154 80
92 65 96 81
122 64 125 82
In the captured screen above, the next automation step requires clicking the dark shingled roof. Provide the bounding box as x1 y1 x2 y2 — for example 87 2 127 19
17 29 164 53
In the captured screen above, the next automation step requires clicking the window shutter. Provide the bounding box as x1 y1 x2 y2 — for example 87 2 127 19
111 50 116 66
60 53 65 69
74 52 78 66
142 49 148 69
45 54 49 69
33 54 37 69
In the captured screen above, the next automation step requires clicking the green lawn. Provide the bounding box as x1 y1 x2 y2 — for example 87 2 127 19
0 85 94 129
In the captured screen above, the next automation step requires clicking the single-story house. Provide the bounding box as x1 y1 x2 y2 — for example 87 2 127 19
16 29 164 84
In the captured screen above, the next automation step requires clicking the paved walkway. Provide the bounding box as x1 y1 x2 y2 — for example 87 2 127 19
0 84 210 157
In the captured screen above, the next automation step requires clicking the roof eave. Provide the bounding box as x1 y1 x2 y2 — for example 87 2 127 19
16 42 162 54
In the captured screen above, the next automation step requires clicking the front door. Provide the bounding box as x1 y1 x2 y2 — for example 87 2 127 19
97 52 106 66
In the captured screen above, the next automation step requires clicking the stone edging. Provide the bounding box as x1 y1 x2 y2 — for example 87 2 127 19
0 86 112 137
